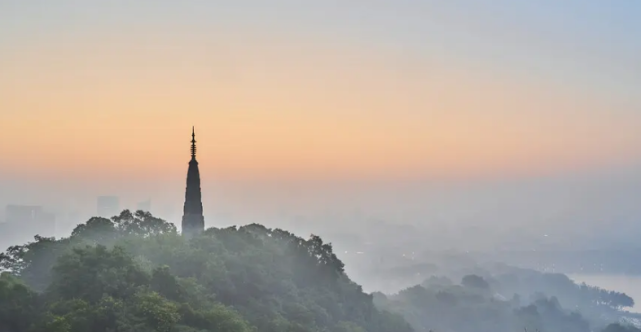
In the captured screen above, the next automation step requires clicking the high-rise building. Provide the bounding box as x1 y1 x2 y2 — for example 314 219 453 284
97 196 120 218
6 205 43 223
137 199 151 212
182 127 205 238
2 205 56 242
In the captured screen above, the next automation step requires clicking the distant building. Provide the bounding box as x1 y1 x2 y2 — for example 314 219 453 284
137 199 151 212
0 222 11 250
97 196 120 218
1 205 56 247
6 205 43 223
6 205 55 235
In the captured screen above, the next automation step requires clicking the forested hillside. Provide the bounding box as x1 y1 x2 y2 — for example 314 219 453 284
0 210 412 332
2 210 640 332
374 272 639 332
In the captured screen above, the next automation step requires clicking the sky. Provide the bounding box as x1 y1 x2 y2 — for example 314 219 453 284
1 1 641 242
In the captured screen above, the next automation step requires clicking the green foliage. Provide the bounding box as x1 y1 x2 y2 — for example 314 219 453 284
50 245 150 303
0 235 75 292
334 321 366 332
375 277 597 332
0 272 40 332
132 291 181 332
490 267 635 311
0 211 410 332
461 274 490 290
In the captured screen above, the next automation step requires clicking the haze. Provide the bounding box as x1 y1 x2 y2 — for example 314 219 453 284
2 1 641 251
6 3 641 332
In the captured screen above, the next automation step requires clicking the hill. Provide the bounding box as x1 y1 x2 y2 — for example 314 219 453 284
0 210 412 332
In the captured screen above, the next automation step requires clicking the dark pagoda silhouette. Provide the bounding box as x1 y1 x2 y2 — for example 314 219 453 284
182 126 205 238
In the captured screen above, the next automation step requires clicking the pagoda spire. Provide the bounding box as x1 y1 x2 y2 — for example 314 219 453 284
191 126 197 160
182 126 205 238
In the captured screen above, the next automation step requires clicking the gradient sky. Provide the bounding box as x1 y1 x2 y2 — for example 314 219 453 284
1 1 641 238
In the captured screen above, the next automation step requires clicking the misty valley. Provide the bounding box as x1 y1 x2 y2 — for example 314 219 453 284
1 210 641 332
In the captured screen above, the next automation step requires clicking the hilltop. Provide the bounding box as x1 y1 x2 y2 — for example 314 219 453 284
0 210 411 332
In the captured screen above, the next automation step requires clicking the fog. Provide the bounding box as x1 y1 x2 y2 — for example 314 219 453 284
3 203 640 332
4 1 641 331
4 140 641 332
3 163 641 252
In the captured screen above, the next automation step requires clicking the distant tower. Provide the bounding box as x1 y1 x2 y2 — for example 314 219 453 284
97 196 120 218
181 127 205 238
137 199 151 212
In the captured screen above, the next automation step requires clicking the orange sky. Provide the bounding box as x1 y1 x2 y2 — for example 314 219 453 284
3 2 641 243
1 20 640 183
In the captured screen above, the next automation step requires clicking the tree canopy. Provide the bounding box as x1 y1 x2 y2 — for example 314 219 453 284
0 210 637 332
0 210 411 332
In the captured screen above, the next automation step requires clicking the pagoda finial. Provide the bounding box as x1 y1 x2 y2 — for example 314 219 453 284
191 126 197 159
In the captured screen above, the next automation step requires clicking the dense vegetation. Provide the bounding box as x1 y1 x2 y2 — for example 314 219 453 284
0 210 411 332
488 265 634 314
375 277 589 332
1 210 640 332
374 270 640 332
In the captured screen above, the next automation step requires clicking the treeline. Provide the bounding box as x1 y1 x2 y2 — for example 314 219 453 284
0 210 411 332
375 277 589 332
1 210 638 332
375 272 640 332
486 264 634 312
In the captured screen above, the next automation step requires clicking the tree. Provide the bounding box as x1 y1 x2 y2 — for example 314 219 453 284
49 245 150 303
603 323 641 332
131 291 180 332
0 272 39 332
71 217 119 245
461 275 490 290
0 211 414 332
114 210 177 237
0 235 73 291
